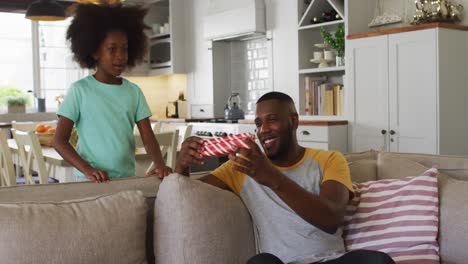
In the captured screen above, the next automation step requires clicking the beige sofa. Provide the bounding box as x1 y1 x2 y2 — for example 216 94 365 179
0 151 467 264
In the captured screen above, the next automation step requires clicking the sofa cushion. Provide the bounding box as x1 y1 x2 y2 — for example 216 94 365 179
437 173 468 264
343 168 439 264
0 190 148 264
154 174 256 264
378 152 468 181
378 152 431 180
349 159 377 183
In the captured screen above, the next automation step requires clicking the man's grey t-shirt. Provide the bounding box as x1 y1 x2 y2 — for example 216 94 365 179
211 148 353 263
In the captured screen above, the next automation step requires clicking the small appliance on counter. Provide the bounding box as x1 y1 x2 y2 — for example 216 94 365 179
166 101 178 118
224 92 245 121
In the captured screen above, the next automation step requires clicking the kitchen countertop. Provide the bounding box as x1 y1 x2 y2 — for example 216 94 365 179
347 22 468 40
238 119 348 126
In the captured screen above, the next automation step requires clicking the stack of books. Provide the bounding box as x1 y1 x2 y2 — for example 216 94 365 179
304 76 344 116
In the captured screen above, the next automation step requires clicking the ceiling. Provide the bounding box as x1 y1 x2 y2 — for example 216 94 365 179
0 0 74 13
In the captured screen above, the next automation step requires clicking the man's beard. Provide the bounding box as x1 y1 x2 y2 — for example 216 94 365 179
267 123 294 161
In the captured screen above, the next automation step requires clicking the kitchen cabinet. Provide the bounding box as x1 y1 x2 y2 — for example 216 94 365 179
124 0 185 76
297 124 347 153
347 26 468 155
237 121 348 153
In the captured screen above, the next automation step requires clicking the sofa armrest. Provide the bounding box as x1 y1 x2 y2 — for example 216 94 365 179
154 174 256 264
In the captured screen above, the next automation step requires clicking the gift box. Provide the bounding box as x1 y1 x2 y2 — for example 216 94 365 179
200 133 255 157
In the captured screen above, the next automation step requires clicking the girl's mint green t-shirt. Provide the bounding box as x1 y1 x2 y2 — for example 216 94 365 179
57 75 152 179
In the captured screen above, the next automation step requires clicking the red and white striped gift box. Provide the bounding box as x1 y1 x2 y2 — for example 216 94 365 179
200 133 255 157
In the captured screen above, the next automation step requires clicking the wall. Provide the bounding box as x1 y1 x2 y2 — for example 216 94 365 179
126 74 187 119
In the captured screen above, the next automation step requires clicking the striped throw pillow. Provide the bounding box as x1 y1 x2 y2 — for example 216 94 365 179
343 168 439 264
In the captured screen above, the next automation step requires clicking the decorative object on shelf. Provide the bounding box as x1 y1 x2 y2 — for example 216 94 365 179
310 43 334 68
368 0 403 27
320 24 345 66
311 10 341 24
25 0 66 21
411 0 464 24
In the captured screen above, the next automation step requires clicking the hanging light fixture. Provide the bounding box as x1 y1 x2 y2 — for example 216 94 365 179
25 0 66 21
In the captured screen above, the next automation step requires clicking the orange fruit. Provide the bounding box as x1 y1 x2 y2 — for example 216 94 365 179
46 127 56 134
35 124 47 133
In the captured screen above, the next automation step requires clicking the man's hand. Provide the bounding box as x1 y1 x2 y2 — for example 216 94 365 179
146 164 173 178
228 137 278 187
175 136 205 176
84 168 109 183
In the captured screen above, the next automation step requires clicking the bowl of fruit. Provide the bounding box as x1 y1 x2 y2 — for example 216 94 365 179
35 124 56 147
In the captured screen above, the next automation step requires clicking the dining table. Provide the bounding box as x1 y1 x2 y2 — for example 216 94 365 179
8 139 151 183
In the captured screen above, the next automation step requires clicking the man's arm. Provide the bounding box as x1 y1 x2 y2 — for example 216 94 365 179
174 137 231 191
199 174 231 191
266 170 349 234
229 138 349 234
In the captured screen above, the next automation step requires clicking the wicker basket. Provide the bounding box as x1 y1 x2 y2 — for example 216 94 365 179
36 132 54 147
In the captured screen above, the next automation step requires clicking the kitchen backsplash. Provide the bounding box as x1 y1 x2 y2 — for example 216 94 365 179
127 74 187 119
230 38 272 115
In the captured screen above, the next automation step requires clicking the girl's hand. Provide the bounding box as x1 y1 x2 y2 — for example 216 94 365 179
84 168 109 183
147 164 173 178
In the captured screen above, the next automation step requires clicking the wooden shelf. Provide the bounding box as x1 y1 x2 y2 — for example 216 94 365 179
149 33 170 40
299 66 345 74
299 20 344 30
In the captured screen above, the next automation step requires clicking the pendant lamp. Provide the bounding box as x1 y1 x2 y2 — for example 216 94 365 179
25 0 66 21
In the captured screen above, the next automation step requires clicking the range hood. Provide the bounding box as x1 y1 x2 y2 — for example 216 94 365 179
204 0 266 41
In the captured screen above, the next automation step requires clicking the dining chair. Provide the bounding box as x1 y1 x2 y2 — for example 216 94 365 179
11 129 57 184
160 123 192 148
0 130 16 186
137 130 179 174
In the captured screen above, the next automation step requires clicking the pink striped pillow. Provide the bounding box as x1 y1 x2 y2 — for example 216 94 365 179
343 168 440 264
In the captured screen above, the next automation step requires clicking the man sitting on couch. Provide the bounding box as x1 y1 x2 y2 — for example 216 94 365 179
174 92 394 264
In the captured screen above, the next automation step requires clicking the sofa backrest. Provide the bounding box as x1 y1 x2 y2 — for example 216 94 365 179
0 176 161 264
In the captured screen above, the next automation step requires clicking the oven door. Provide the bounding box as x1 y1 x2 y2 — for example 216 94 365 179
150 38 171 69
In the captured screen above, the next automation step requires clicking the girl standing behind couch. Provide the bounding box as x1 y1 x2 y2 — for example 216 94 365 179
54 4 172 182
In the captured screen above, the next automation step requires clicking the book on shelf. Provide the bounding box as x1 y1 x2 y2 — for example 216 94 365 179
303 77 344 116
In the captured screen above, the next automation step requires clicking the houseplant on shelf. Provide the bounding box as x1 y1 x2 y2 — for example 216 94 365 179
0 86 30 114
6 96 29 114
320 24 345 66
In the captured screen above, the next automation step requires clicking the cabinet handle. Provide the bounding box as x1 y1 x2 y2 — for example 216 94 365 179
302 130 310 136
381 129 387 135
390 130 396 135
390 138 394 142
200 109 205 112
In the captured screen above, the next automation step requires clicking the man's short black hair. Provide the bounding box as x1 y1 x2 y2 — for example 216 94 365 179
66 4 148 69
256 91 297 114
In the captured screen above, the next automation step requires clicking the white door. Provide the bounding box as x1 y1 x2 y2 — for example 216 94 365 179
347 35 389 152
388 29 438 154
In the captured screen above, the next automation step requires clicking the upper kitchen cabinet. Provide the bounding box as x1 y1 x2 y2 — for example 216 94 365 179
347 25 468 155
124 0 185 76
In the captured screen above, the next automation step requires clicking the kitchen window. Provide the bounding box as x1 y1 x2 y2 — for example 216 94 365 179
0 12 33 113
0 12 87 113
36 19 88 111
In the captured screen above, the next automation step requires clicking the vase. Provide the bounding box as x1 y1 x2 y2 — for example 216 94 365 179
336 55 345 66
8 105 25 114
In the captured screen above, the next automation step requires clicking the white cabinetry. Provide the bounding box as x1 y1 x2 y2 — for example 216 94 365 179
124 0 185 76
347 26 468 155
297 124 347 152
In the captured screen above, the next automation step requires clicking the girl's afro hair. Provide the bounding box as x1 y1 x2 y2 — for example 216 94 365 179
66 4 149 69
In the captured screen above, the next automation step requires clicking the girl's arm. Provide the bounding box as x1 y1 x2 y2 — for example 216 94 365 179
136 118 172 177
54 116 109 183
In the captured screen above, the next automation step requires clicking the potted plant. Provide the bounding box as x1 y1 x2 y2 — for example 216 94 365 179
6 96 29 113
320 24 345 66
